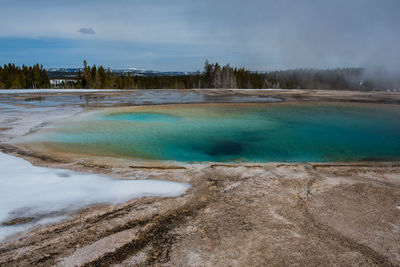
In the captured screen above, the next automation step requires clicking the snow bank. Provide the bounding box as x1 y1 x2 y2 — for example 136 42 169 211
0 152 190 241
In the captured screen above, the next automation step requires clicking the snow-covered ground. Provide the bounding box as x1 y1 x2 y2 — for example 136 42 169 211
0 152 191 242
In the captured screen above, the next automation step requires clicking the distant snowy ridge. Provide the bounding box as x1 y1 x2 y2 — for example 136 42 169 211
46 68 195 76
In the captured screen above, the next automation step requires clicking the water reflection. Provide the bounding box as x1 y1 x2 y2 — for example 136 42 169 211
24 97 46 102
0 89 282 110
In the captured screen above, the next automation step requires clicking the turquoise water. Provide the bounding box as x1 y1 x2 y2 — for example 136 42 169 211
104 112 179 123
28 103 400 162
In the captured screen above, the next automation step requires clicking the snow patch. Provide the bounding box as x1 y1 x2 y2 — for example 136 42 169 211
0 152 190 241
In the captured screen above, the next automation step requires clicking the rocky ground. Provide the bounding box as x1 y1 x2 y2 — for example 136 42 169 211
0 89 400 266
1 156 399 266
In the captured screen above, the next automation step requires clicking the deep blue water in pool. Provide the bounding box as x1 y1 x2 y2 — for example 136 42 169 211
26 103 400 162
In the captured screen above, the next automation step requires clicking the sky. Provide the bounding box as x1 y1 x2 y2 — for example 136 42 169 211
0 0 399 71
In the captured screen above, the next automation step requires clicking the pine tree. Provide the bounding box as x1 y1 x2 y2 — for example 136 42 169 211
11 75 22 89
203 60 213 88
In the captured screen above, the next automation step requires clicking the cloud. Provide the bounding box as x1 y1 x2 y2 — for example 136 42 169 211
78 27 95 35
0 0 399 71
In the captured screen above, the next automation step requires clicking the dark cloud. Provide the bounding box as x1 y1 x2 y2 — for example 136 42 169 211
78 27 95 35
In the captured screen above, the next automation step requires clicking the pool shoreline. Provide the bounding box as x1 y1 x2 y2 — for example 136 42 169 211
9 101 400 165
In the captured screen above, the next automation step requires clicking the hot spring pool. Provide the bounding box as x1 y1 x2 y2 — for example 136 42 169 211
21 103 400 163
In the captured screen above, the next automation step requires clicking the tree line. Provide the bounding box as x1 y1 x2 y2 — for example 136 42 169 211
0 63 50 89
70 60 368 90
73 61 202 89
1 60 398 90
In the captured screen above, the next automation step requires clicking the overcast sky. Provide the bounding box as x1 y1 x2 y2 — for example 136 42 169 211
0 0 399 71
